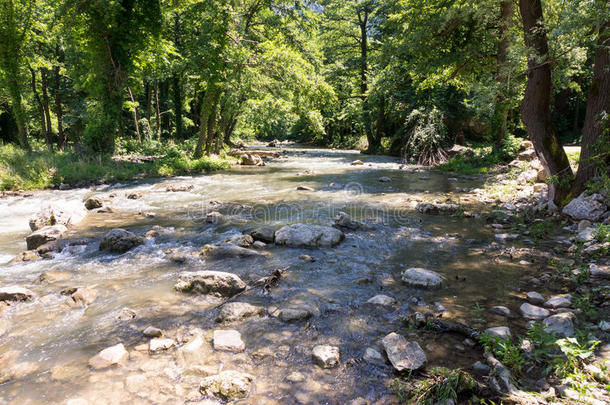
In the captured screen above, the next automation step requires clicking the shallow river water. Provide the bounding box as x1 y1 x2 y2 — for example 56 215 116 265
0 146 533 404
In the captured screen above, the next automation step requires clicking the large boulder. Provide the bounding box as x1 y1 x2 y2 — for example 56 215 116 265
334 212 367 230
174 271 247 297
29 205 86 231
216 302 264 323
200 243 267 259
240 154 264 166
84 197 103 210
401 268 444 289
26 225 67 250
199 370 254 400
274 224 344 248
99 229 144 254
0 286 35 302
382 332 426 371
562 192 608 221
88 343 128 370
249 227 275 243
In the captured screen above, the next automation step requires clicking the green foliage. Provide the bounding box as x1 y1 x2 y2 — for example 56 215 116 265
438 134 523 174
479 333 525 376
390 367 477 405
593 224 610 243
401 107 449 165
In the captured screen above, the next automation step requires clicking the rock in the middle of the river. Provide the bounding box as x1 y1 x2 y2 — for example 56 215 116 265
274 224 344 248
175 271 247 297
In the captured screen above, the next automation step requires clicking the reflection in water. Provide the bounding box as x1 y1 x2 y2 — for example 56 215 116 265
0 146 528 404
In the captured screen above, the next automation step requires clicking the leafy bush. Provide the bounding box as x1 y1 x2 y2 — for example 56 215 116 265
402 107 450 165
391 367 477 404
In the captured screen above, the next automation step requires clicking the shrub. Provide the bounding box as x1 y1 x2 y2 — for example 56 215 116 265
402 107 450 165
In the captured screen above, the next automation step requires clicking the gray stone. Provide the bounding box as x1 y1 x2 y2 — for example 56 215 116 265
174 271 247 297
599 320 610 332
166 183 194 192
485 326 511 340
227 234 254 248
589 263 610 279
99 229 144 254
544 295 571 309
252 241 266 249
26 225 67 250
249 227 275 243
400 268 444 288
363 347 384 365
274 224 344 248
378 176 392 182
200 243 266 259
520 303 550 320
562 192 608 221
416 202 460 215
472 361 491 376
278 308 312 322
205 211 224 224
149 338 176 353
365 294 397 307
143 326 162 337
213 330 245 352
29 204 86 231
217 302 264 323
88 344 128 370
543 313 575 337
199 370 254 400
577 220 592 232
0 286 35 302
526 291 545 305
577 227 596 242
494 233 520 242
312 345 340 368
490 306 511 317
382 332 426 371
177 335 206 366
334 212 366 230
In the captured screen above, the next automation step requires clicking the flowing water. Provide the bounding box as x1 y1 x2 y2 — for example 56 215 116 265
0 146 533 404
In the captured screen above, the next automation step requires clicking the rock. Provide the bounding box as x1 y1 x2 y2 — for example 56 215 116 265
286 371 305 383
599 320 610 332
0 286 35 302
240 154 264 166
217 302 264 323
334 212 367 230
274 224 344 248
299 254 315 262
472 361 491 376
29 204 86 231
544 295 571 309
99 228 144 253
416 202 460 215
115 307 137 321
351 160 364 166
65 288 97 307
84 197 103 210
199 370 253 400
312 345 340 368
149 338 176 353
446 144 472 157
249 227 275 243
378 176 392 182
562 192 608 221
589 263 610 279
174 271 247 297
543 313 575 337
9 250 41 263
166 183 194 192
143 326 163 337
526 291 545 305
490 306 511 317
382 333 426 371
577 227 596 242
200 243 266 259
533 183 546 192
252 241 266 249
520 303 550 320
88 343 128 370
205 211 224 224
39 270 71 283
278 308 312 322
577 220 592 232
485 326 511 339
213 330 245 352
365 294 397 307
227 234 254 248
400 268 444 288
296 185 315 191
363 347 384 365
177 335 206 366
26 225 67 250
517 169 538 185
494 233 519 242
517 149 537 161
126 192 141 200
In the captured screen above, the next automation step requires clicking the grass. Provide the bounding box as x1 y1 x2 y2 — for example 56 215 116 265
390 367 478 404
0 141 233 191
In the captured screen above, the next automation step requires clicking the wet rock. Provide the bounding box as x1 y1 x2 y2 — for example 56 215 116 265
126 192 142 200
494 233 519 242
382 332 426 371
589 263 610 279
99 228 144 254
490 306 511 317
351 160 364 166
26 225 67 250
149 338 176 353
241 154 264 166
249 227 275 243
416 202 460 215
217 302 264 323
252 241 266 249
544 295 571 309
66 287 97 307
562 192 608 221
84 197 103 210
178 335 206 366
285 371 306 383
296 185 315 191
520 303 550 320
205 211 224 224
378 176 392 182
10 250 41 263
29 204 86 231
334 212 367 230
365 294 397 307
200 243 267 259
0 286 35 302
166 183 194 192
116 307 137 321
526 291 545 305
363 347 384 365
227 234 254 248
275 224 344 248
485 326 511 339
577 220 592 232
175 271 246 297
213 330 245 352
472 361 491 376
88 343 128 370
577 227 596 242
400 268 444 289
39 270 71 283
143 326 163 337
543 313 575 337
199 370 254 400
312 345 340 368
277 308 312 322
299 254 315 262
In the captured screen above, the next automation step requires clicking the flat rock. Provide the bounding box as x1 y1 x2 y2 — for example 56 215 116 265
217 302 264 323
365 294 397 306
278 308 312 322
39 270 71 283
312 345 340 368
177 335 206 366
296 185 315 191
149 338 176 353
400 268 444 288
227 234 254 248
213 330 245 352
363 347 384 365
0 286 35 302
65 288 97 307
174 271 247 297
274 224 344 248
590 263 610 279
543 313 575 337
334 212 367 230
520 303 550 320
544 295 571 309
26 225 67 250
562 192 608 221
485 326 511 339
10 250 41 263
166 183 194 192
88 344 128 370
489 306 511 317
249 227 275 243
199 370 253 400
382 332 426 371
99 229 144 254
526 291 545 305
351 160 364 165
200 243 266 259
205 211 224 224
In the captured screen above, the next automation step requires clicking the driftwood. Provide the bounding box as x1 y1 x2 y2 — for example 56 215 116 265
212 267 287 310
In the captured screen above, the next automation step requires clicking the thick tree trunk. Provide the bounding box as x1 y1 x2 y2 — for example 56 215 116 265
54 62 66 150
194 89 214 159
572 20 610 195
519 0 573 204
358 10 377 153
205 93 220 155
492 0 513 150
40 67 54 150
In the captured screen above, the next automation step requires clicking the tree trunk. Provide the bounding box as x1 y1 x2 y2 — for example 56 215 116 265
40 67 54 151
205 92 220 155
145 81 152 124
492 0 513 151
54 61 66 149
127 86 141 142
155 80 161 139
572 20 610 195
194 89 214 159
173 75 183 139
358 10 377 153
30 67 51 149
519 0 573 204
